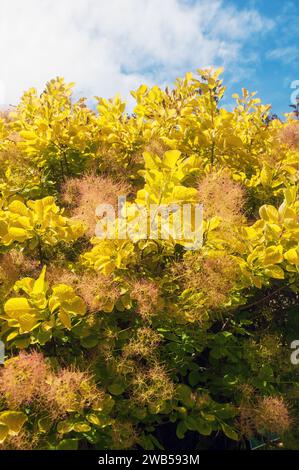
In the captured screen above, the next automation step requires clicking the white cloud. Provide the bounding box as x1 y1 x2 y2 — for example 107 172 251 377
267 46 299 65
0 0 273 107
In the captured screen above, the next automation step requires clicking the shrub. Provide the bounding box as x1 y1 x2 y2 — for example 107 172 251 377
0 69 298 450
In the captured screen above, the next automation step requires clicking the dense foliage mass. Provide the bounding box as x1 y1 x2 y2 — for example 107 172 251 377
0 69 298 450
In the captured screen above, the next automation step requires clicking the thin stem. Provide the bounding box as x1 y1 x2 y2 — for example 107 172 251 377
60 159 65 182
237 286 286 312
37 237 43 265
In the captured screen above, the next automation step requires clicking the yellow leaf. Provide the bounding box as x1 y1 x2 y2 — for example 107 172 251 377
225 135 243 147
4 297 37 319
8 200 28 216
58 310 72 329
0 411 27 435
32 266 48 294
73 423 91 433
86 414 101 426
163 150 181 168
48 296 60 313
6 331 19 342
284 248 299 265
264 265 285 279
57 420 74 434
143 151 158 170
19 130 37 140
260 165 272 186
172 186 198 202
50 284 86 316
14 277 35 295
99 260 116 276
263 245 283 266
0 423 9 443
38 417 52 433
136 84 147 95
65 296 86 316
8 227 28 242
259 205 279 223
18 313 39 332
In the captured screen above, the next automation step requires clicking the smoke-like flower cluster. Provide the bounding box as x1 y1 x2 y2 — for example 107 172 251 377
0 351 104 420
62 173 131 237
239 391 292 437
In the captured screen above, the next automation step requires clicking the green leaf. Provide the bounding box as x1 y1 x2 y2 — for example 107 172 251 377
38 416 52 433
184 415 198 431
138 433 155 450
195 418 212 436
57 420 74 434
80 335 99 349
57 438 78 450
73 422 91 433
176 384 195 408
220 422 239 441
176 420 187 439
188 370 201 387
108 382 125 396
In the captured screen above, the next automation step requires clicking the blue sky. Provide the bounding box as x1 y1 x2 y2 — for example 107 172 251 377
222 0 299 117
0 0 298 117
